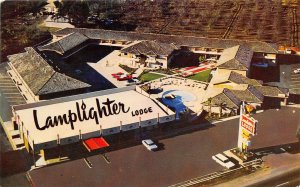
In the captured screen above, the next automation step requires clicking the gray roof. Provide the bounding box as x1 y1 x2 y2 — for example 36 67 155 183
53 28 278 54
38 32 89 54
205 92 239 108
217 45 253 71
230 88 263 104
254 86 287 98
228 71 262 85
204 88 241 108
203 86 264 108
8 47 90 95
121 40 178 56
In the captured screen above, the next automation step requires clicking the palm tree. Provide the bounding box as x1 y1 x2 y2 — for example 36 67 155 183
208 97 212 116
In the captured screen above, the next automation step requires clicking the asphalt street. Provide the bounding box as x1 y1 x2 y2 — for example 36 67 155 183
28 107 300 187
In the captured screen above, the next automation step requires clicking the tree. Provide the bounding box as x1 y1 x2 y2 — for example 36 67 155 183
208 97 212 116
28 1 48 17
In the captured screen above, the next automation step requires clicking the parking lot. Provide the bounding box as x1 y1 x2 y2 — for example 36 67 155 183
28 107 300 187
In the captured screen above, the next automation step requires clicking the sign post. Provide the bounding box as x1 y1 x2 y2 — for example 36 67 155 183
237 102 257 153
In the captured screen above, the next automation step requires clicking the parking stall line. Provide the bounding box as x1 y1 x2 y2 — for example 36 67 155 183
83 158 93 168
101 153 111 164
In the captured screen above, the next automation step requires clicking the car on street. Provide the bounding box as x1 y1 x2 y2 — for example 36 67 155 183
212 153 235 169
142 139 158 151
293 68 300 74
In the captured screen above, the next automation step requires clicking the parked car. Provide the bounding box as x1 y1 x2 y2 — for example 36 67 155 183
112 72 124 78
142 139 158 151
117 74 133 81
294 68 300 74
212 153 235 169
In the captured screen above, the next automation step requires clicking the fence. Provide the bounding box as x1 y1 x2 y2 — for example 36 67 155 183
169 159 263 187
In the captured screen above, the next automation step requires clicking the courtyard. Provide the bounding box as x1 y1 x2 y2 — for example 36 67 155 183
147 77 208 115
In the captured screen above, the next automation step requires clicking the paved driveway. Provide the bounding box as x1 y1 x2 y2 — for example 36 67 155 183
28 107 300 187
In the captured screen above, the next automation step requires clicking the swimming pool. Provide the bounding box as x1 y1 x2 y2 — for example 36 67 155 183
162 90 197 118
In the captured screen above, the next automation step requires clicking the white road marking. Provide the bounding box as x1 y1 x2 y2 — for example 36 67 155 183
276 181 289 187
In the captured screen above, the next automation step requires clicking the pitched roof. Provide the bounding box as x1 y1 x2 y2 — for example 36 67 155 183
8 47 90 95
217 45 253 71
228 71 261 85
230 87 263 103
203 88 241 108
212 71 262 86
254 86 287 98
203 86 264 108
121 40 177 56
38 32 89 54
53 28 278 54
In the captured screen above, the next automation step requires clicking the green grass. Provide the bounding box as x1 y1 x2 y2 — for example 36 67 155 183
139 72 165 82
187 70 211 82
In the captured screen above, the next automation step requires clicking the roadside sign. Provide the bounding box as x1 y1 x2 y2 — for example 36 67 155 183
240 114 257 135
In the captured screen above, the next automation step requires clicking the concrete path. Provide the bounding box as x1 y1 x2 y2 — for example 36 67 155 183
42 16 74 29
87 50 128 88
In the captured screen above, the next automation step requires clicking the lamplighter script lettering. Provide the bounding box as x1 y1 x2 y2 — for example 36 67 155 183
33 98 152 131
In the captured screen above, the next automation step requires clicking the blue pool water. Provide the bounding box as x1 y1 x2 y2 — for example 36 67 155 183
162 90 196 118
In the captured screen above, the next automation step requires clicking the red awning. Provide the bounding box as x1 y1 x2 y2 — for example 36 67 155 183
83 137 109 152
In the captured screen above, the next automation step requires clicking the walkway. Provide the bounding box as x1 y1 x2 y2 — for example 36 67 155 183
42 16 74 29
87 50 128 88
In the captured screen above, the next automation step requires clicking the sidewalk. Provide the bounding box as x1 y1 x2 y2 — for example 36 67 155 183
42 16 74 28
87 50 127 88
215 152 300 187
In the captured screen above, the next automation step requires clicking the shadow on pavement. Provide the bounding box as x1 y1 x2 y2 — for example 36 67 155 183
0 149 33 177
251 141 300 158
42 118 214 164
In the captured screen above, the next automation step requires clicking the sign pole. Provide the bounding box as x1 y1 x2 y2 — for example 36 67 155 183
237 101 244 151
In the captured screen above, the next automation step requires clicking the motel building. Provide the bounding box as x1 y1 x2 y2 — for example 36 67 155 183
10 86 175 164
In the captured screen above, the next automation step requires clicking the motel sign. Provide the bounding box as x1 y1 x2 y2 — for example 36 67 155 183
240 114 257 135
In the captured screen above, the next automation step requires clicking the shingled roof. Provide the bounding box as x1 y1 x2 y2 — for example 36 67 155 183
228 71 261 85
203 86 264 109
53 28 278 54
203 88 240 108
212 71 262 86
230 86 264 103
121 40 177 56
254 85 287 98
8 47 90 96
216 45 253 71
38 32 89 54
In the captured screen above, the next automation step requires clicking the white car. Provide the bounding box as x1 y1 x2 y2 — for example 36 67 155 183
294 68 300 74
212 154 235 169
142 139 158 151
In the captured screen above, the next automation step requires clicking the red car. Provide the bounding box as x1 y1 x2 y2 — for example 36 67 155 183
117 75 133 81
112 72 124 78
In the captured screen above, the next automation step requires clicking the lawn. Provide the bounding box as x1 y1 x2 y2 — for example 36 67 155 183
187 70 211 82
139 72 165 82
